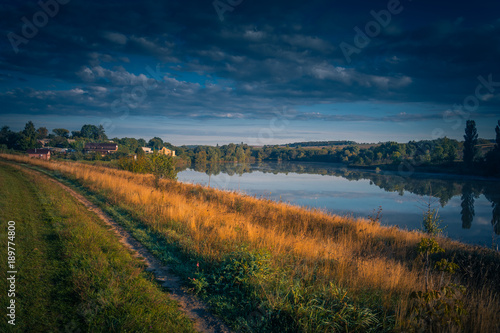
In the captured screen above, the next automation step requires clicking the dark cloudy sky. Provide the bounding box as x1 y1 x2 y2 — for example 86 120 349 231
1 0 499 145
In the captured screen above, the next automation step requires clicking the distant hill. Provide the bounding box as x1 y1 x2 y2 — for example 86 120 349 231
286 140 357 147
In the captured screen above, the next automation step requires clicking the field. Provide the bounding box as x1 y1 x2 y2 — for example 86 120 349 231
0 161 195 332
1 154 499 332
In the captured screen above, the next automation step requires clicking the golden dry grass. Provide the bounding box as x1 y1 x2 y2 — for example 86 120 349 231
3 153 499 331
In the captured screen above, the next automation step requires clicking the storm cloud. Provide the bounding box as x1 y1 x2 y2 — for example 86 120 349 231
1 0 499 142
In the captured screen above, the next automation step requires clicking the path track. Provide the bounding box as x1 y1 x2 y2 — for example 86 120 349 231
20 164 232 333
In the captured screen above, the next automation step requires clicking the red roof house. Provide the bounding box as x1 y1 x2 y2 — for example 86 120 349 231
26 148 51 160
84 142 118 155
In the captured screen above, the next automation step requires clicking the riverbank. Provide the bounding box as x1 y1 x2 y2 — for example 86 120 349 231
2 154 499 332
349 162 500 181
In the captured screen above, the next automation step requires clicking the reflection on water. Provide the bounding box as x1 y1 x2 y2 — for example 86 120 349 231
493 202 500 235
178 161 500 247
461 184 475 230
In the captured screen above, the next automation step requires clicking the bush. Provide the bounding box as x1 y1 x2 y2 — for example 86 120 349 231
118 153 177 185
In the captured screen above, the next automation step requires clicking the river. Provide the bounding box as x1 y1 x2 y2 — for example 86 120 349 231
177 161 500 248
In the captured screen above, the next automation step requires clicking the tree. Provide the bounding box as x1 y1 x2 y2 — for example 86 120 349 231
439 137 458 164
19 121 38 150
446 145 457 163
147 153 177 186
67 138 86 150
431 146 444 163
235 146 246 162
148 137 164 150
485 120 500 175
96 124 107 141
195 149 208 164
135 147 146 156
36 127 48 139
391 151 402 164
0 126 11 145
463 120 478 167
1 126 21 150
53 128 70 138
495 120 500 150
49 136 70 148
207 147 220 162
422 204 445 236
80 124 107 141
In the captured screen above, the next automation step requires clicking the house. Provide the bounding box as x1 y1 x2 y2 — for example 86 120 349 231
158 147 175 156
27 148 51 160
37 139 50 147
84 142 118 155
141 147 153 154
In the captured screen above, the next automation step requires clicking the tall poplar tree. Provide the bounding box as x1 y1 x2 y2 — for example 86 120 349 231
495 120 500 150
463 120 478 167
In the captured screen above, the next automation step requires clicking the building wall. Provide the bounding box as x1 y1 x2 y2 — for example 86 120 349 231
28 153 50 160
158 147 175 156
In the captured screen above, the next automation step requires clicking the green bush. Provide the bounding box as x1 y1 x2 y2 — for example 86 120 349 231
118 153 177 183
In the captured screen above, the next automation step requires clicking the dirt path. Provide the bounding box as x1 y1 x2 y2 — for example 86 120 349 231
26 166 232 333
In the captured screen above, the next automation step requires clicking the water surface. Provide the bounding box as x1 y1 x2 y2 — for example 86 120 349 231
177 162 500 248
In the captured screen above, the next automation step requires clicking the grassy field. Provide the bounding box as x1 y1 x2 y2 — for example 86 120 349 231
1 154 500 332
0 161 195 332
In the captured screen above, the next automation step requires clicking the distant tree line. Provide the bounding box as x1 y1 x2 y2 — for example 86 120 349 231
175 143 253 165
178 138 460 167
179 120 500 177
0 122 108 151
288 140 357 147
1 119 499 176
0 122 176 159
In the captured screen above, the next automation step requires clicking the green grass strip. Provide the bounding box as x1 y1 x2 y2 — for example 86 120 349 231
0 163 195 332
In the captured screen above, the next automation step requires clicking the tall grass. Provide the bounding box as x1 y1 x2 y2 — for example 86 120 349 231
2 154 499 332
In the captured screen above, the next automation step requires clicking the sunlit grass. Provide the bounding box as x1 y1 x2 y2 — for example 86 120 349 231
2 153 499 332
